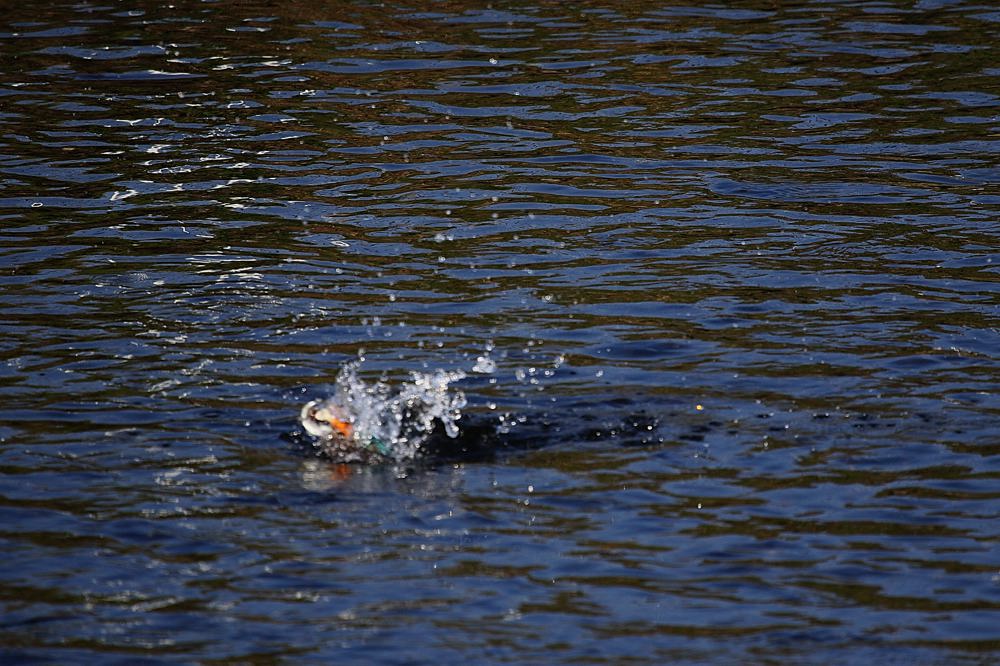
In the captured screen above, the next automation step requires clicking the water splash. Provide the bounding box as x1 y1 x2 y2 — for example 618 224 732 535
300 360 468 462
472 354 496 374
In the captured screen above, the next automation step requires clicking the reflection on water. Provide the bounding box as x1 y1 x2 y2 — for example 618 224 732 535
1 0 998 662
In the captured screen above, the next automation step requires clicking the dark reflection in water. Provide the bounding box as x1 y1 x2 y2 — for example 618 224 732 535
1 0 998 662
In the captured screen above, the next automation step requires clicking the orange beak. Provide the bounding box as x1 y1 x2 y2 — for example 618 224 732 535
326 415 354 439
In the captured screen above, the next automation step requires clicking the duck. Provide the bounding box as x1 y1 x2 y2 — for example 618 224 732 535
300 399 391 461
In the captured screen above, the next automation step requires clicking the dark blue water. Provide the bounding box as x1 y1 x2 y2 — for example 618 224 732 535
2 0 999 662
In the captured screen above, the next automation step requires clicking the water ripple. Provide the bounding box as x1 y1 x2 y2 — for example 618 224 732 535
1 0 998 663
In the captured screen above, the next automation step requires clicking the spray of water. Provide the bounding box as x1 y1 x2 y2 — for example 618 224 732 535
300 360 469 462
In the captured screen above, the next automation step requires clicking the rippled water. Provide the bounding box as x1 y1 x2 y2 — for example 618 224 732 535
2 0 999 662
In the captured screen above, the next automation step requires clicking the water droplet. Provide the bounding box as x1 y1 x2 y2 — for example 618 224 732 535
472 355 496 373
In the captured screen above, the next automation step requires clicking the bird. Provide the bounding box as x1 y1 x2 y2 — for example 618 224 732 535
300 399 391 462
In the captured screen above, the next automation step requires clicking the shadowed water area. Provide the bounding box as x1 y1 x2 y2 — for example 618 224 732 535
1 0 999 662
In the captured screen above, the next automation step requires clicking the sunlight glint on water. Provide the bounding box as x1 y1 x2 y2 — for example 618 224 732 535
0 0 998 663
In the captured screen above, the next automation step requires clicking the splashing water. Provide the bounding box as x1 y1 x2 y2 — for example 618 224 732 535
300 361 468 462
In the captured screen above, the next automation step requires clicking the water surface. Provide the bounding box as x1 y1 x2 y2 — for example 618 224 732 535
1 0 999 663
